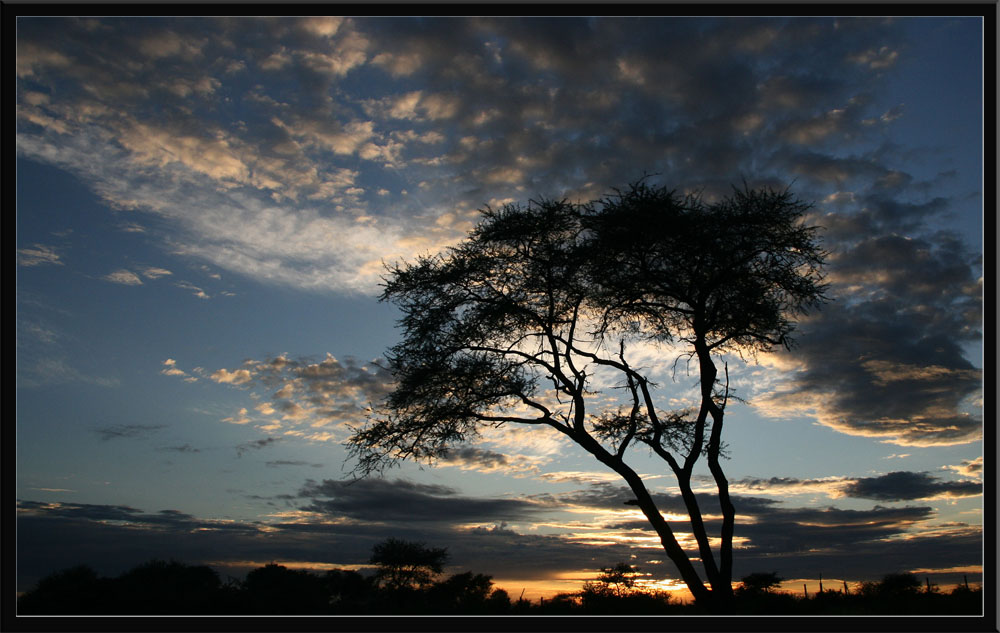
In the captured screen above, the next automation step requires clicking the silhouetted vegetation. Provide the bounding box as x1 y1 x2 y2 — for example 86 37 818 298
369 537 448 591
347 180 828 608
17 549 982 615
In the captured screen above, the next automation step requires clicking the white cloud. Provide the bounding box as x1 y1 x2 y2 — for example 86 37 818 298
272 117 374 156
104 269 143 285
848 45 899 70
371 51 423 77
210 368 253 385
300 17 344 38
17 357 119 388
223 407 252 425
116 120 249 184
944 456 983 479
142 267 172 279
16 41 72 78
174 281 210 299
17 244 63 267
137 30 205 60
259 49 292 71
161 358 193 379
185 354 396 439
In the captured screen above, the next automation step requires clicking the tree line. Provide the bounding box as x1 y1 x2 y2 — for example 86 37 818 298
17 539 981 615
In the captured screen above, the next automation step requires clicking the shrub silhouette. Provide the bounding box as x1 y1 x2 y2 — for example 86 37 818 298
17 565 111 614
112 559 221 614
241 563 330 614
736 571 784 595
16 557 983 616
425 571 510 614
323 568 373 613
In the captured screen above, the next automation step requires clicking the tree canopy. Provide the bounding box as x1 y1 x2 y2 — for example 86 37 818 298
369 537 449 591
348 179 827 606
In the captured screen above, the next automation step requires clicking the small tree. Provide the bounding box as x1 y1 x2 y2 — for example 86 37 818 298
369 538 448 591
17 565 109 614
736 571 785 596
427 571 508 613
349 180 826 607
582 562 641 599
876 572 922 597
242 563 328 614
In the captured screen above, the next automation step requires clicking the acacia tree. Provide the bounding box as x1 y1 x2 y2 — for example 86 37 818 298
369 538 449 591
348 180 826 607
583 563 642 599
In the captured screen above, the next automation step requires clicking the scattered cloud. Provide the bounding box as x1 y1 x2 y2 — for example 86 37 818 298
223 407 252 425
159 358 194 380
103 269 143 285
298 477 546 524
158 443 201 453
265 460 324 468
727 475 850 498
16 356 120 389
182 354 395 438
174 281 209 299
141 266 172 279
236 436 280 457
848 45 899 70
17 244 63 267
945 457 983 479
210 368 253 385
841 471 982 501
728 470 983 502
16 16 968 300
435 446 544 477
94 424 167 441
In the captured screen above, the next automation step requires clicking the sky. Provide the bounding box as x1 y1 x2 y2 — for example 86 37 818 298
14 15 987 603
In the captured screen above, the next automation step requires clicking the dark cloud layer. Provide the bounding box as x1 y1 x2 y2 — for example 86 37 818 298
730 469 983 502
842 471 982 501
762 229 982 446
298 478 544 523
235 436 279 457
17 478 982 595
93 424 167 441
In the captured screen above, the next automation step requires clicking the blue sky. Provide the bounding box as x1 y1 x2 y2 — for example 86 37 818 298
15 16 985 601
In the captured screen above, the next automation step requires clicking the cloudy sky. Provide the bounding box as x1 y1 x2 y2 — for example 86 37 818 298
15 16 985 602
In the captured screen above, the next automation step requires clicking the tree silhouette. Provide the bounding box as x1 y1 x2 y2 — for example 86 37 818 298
427 571 510 613
582 562 642 599
346 179 827 608
114 559 221 614
16 565 110 614
323 568 373 613
369 538 448 591
736 571 785 596
242 563 330 614
15 558 983 615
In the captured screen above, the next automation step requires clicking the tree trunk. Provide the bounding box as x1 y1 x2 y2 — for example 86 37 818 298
568 428 714 605
695 337 736 603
